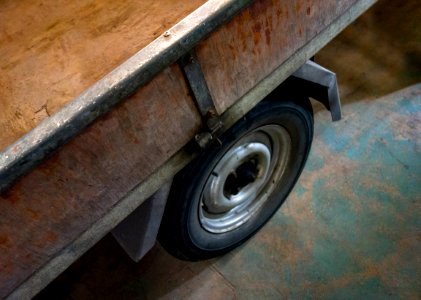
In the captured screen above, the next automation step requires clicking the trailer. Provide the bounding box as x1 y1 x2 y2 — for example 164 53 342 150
0 0 376 298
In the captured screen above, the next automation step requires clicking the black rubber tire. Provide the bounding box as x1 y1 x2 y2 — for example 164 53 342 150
158 96 313 261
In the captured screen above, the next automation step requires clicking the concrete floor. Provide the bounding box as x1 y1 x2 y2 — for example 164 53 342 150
36 0 420 299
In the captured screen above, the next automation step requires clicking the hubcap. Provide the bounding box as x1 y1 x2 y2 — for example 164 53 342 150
199 125 291 233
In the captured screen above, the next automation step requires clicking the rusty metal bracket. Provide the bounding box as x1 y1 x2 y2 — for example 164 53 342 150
112 181 172 262
179 52 224 149
292 60 342 121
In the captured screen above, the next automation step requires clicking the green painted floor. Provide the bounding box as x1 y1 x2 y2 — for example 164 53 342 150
36 0 420 299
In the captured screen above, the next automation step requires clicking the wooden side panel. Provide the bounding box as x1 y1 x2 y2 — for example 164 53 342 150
196 0 358 113
0 0 206 151
0 65 201 297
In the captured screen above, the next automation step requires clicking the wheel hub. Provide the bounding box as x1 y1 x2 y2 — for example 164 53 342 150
199 125 291 233
203 142 271 214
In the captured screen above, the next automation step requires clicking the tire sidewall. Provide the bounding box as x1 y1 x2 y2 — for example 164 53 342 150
177 100 313 258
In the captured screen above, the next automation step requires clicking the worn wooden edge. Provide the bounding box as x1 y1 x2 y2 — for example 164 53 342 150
0 0 253 193
6 0 377 298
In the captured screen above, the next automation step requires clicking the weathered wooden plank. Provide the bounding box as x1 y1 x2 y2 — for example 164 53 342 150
196 0 358 113
0 64 201 298
0 0 206 151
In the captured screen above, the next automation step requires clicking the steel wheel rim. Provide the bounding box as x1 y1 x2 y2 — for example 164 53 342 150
199 124 291 233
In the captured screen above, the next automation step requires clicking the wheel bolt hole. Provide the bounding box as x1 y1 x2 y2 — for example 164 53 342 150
223 158 259 198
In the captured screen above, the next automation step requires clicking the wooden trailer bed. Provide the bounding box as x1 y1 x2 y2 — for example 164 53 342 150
0 0 376 298
0 0 207 150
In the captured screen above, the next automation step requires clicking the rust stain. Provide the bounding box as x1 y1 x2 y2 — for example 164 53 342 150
115 104 141 145
252 22 262 33
228 44 236 56
265 28 271 45
295 2 302 13
265 14 272 29
45 231 58 244
0 235 10 246
26 208 41 220
24 253 34 262
236 17 248 52
250 0 268 18
307 7 311 16
31 230 59 250
252 23 262 45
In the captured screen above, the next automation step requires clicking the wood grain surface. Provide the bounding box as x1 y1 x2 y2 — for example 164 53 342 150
0 0 205 151
196 0 357 113
0 64 201 297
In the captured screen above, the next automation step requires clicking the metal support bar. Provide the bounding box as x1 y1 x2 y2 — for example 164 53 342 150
179 53 216 118
179 52 224 148
112 181 172 262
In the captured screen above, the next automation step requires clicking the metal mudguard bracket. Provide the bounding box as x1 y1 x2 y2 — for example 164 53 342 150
292 60 342 121
112 181 172 262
